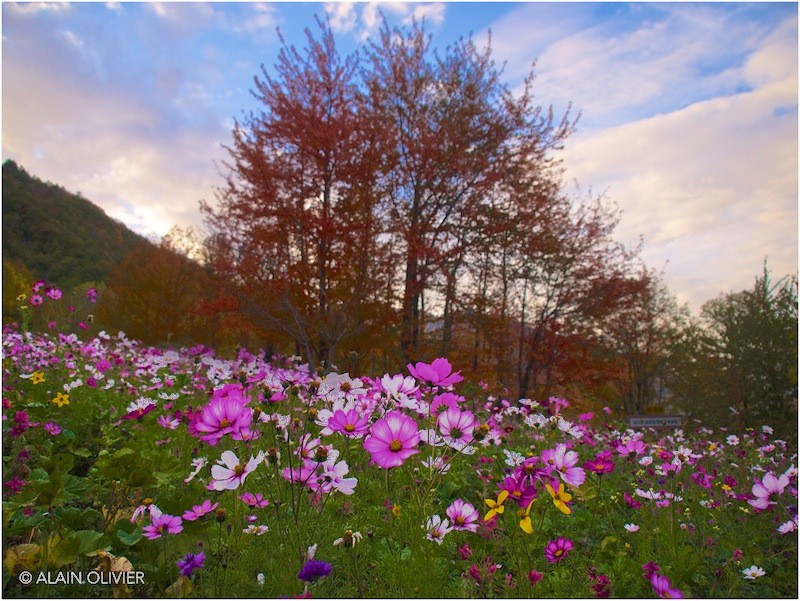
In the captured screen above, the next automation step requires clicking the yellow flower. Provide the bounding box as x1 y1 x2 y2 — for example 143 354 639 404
30 372 45 385
546 481 573 515
518 499 535 534
484 490 509 521
51 393 70 408
391 504 402 518
16 294 27 302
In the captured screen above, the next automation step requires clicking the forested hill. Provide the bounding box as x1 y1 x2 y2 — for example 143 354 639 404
2 160 153 289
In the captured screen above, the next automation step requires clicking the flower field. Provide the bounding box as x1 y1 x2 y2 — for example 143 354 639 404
2 295 798 598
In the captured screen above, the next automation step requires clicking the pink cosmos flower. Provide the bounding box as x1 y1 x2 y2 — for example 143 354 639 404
616 438 647 457
182 500 219 521
749 471 790 510
544 443 586 487
327 408 370 438
240 492 270 508
437 407 475 446
363 411 420 469
445 498 479 533
157 415 180 430
190 387 253 446
29 295 43 306
211 450 263 491
650 574 683 598
143 513 183 540
43 422 61 435
407 358 463 387
544 537 573 563
46 288 62 300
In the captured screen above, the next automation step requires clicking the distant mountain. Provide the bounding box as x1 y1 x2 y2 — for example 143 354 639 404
2 160 154 290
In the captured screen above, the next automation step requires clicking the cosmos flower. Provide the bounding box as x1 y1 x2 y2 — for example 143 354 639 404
425 514 452 544
651 574 683 598
624 523 640 533
446 498 479 533
519 499 535 534
498 474 538 508
240 492 270 508
327 408 370 438
190 386 253 445
437 407 475 446
484 490 509 521
316 460 358 496
742 565 765 580
142 513 183 540
176 552 205 577
211 450 264 491
297 559 332 582
749 472 790 510
363 411 420 469
546 481 573 515
43 422 61 435
182 500 219 521
406 358 463 387
544 537 573 563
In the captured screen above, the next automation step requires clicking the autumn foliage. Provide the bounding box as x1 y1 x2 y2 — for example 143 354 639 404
195 18 658 409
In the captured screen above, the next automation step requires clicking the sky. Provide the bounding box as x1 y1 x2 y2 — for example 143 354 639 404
2 1 797 312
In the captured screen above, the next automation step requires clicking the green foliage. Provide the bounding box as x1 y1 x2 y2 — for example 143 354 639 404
700 261 798 440
1 160 153 291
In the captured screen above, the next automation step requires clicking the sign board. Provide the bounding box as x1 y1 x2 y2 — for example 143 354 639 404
626 415 684 429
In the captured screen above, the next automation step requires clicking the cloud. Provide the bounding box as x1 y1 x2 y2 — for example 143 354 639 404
325 2 357 33
562 29 797 309
2 4 231 239
4 2 71 16
323 2 445 41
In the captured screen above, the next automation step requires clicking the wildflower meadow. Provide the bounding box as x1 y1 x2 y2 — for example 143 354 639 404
2 283 797 599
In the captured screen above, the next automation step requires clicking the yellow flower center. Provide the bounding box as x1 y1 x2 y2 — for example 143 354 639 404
234 464 245 476
219 418 231 428
344 424 355 432
389 439 403 452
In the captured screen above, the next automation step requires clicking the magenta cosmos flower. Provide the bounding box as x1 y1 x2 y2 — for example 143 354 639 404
143 513 183 540
363 411 420 469
327 408 370 438
544 537 574 563
190 386 253 446
650 574 684 598
407 358 463 387
438 407 475 446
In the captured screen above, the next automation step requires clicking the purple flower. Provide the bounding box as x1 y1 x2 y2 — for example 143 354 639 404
544 537 573 563
4 476 25 494
176 552 205 577
363 411 420 469
43 422 61 435
142 513 183 540
297 559 332 582
651 574 683 598
528 570 543 586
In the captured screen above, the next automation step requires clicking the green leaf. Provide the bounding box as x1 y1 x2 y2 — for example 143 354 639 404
117 528 143 547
